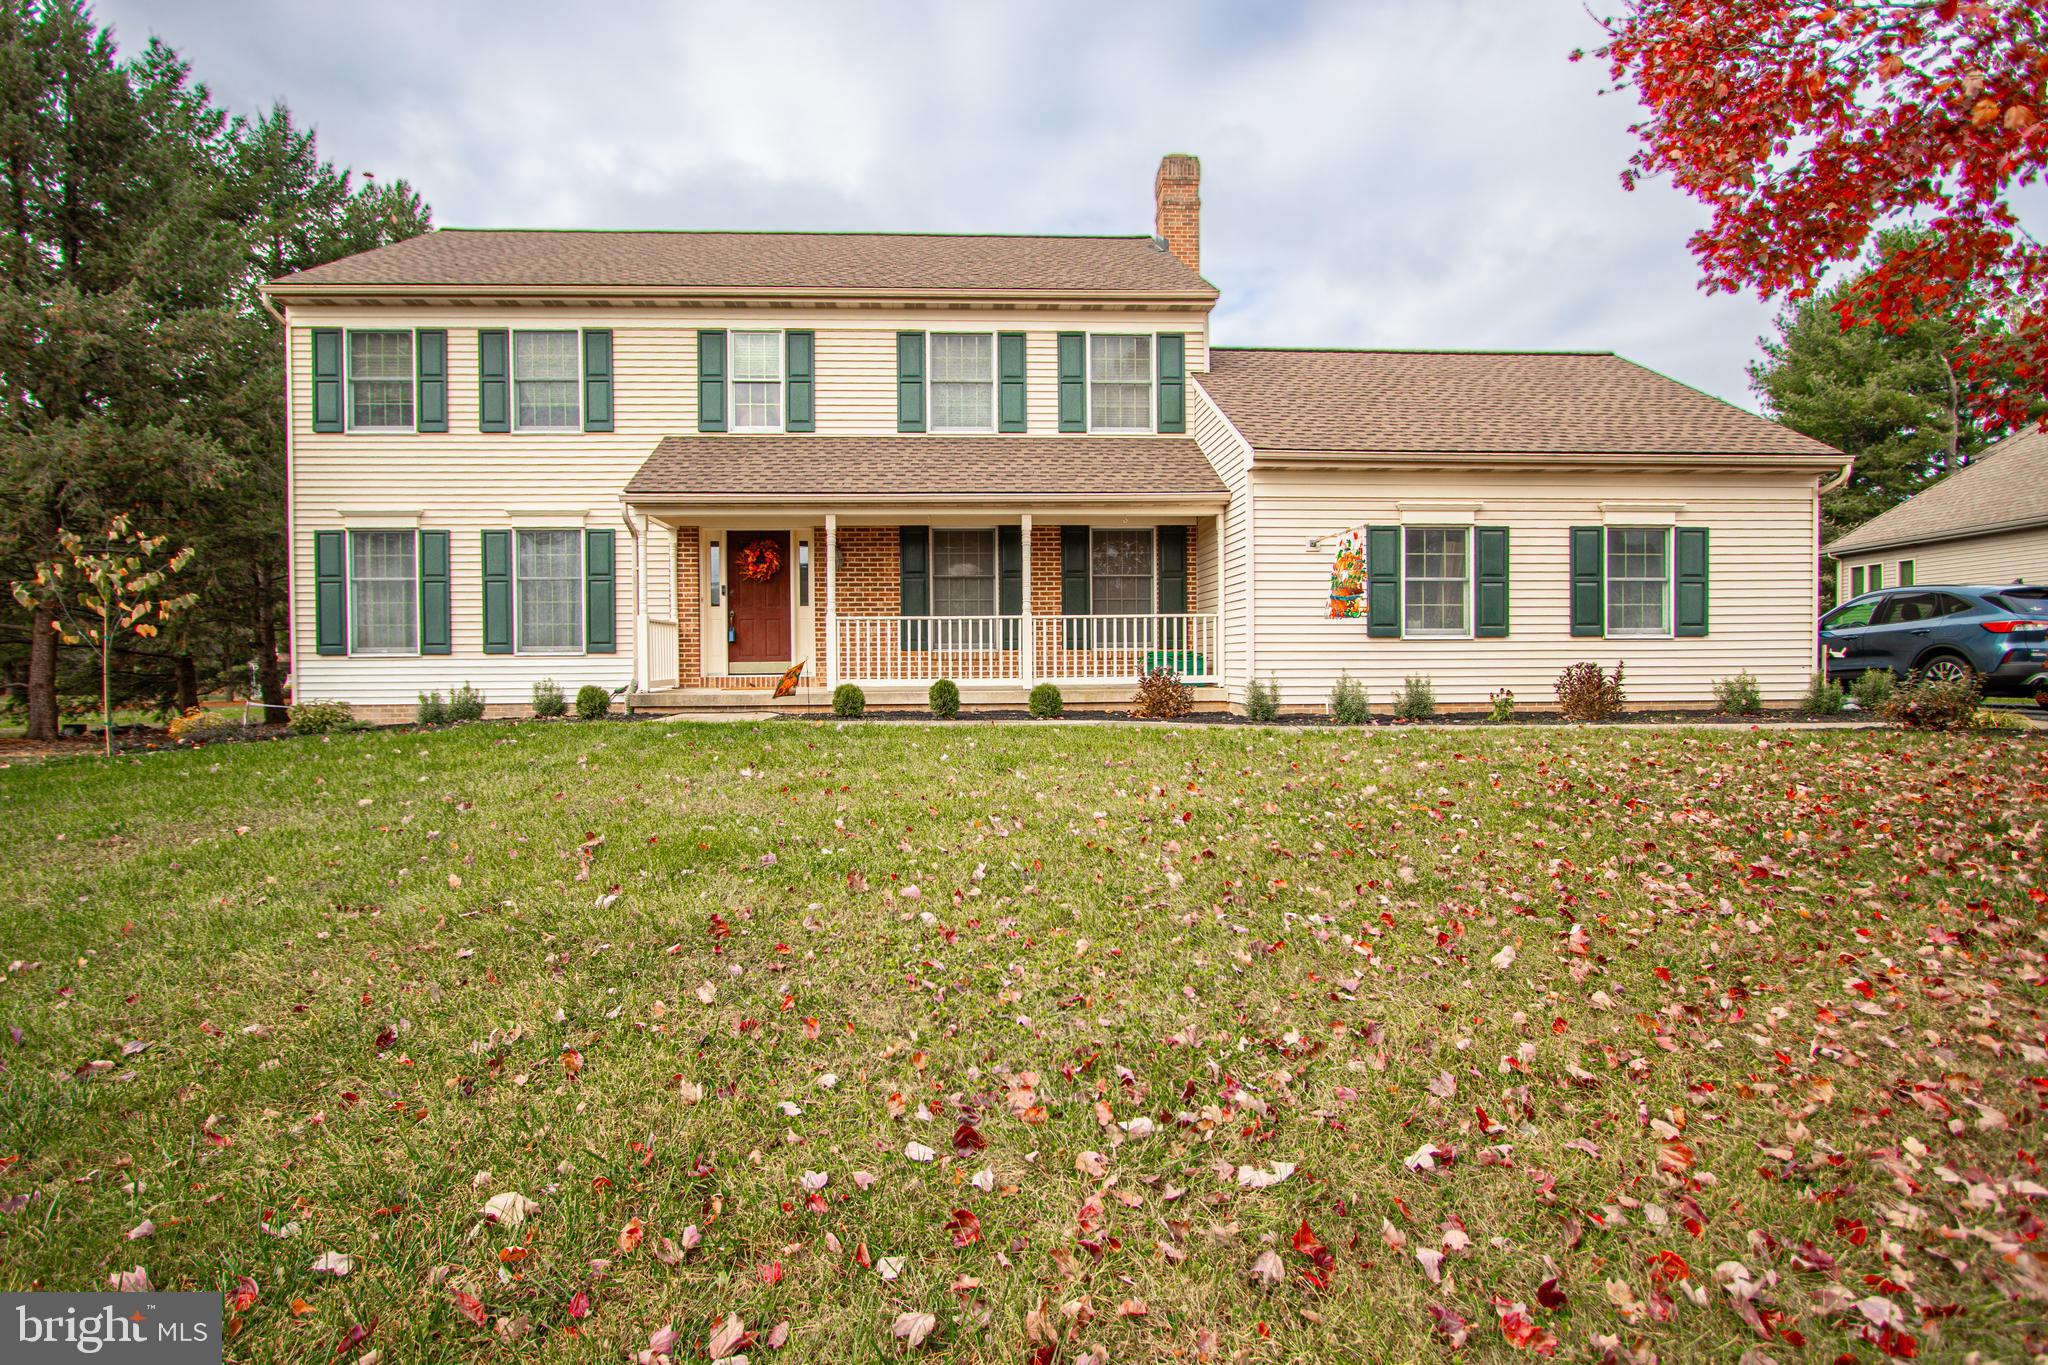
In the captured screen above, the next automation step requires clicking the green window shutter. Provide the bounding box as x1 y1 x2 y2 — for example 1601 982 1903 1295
785 330 815 433
414 329 447 433
1157 524 1188 613
481 530 513 654
1060 524 1090 647
1569 526 1605 637
899 525 929 651
697 330 727 432
896 332 925 432
1366 525 1401 638
1851 565 1864 597
998 524 1022 648
582 329 613 432
314 529 347 654
997 332 1027 433
311 329 344 432
1057 332 1086 432
478 330 510 433
419 529 451 655
1156 333 1186 433
1673 526 1709 637
1474 526 1510 638
585 529 616 653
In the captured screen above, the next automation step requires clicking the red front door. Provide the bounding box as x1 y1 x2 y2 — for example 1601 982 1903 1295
728 532 792 665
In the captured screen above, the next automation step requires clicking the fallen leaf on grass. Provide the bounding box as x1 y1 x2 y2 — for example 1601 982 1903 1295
892 1312 937 1348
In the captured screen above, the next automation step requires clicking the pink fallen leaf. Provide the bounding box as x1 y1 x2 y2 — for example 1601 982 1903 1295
892 1311 938 1348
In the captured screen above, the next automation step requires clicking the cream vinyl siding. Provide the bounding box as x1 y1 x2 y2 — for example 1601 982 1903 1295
1250 467 1822 705
1191 383 1255 701
1835 524 2048 599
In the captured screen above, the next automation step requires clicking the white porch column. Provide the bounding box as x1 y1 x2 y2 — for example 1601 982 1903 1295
1018 512 1033 687
824 513 839 688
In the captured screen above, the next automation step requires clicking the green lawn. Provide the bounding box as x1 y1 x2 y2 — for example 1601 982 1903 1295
1 720 2044 1363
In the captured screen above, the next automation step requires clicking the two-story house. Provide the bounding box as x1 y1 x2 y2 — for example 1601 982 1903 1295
261 156 1849 718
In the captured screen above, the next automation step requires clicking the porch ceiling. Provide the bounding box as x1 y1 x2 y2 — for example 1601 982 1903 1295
623 435 1227 505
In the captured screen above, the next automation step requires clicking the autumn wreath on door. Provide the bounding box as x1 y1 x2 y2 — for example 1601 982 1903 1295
1327 533 1366 618
736 537 784 583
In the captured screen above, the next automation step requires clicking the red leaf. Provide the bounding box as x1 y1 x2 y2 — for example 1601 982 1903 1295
450 1290 486 1327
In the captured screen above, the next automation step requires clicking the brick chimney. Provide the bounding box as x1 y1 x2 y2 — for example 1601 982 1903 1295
1154 153 1201 275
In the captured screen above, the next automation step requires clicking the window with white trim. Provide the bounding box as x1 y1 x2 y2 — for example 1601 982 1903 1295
347 331 414 431
1607 527 1670 636
931 529 997 617
513 331 579 430
349 530 416 654
1089 335 1152 432
930 333 994 432
1403 527 1469 636
516 529 583 652
731 331 783 432
1090 528 1154 615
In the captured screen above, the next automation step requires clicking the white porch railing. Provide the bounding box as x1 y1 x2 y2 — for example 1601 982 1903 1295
645 618 680 689
833 614 1216 686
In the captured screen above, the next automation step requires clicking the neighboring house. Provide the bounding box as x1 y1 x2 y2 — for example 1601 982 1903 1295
260 155 1848 718
1827 426 2048 600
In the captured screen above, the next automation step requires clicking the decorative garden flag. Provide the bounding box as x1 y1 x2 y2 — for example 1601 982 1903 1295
1328 534 1366 618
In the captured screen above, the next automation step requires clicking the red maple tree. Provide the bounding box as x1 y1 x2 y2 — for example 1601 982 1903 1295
1582 1 2048 427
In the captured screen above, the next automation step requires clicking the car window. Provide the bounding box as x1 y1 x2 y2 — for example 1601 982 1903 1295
1986 591 2048 616
1823 598 1880 629
1875 591 1944 625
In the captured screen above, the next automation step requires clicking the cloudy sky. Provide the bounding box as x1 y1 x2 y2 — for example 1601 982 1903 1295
94 1 1888 408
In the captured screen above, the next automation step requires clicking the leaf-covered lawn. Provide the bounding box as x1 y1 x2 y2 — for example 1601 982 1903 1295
1 721 2044 1364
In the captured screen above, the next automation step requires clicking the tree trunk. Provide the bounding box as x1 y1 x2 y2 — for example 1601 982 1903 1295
173 654 199 712
252 567 287 724
25 603 58 741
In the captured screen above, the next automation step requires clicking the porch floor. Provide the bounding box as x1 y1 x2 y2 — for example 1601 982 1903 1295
632 682 1228 713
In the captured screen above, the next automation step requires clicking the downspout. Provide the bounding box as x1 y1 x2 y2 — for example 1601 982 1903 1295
260 291 296 707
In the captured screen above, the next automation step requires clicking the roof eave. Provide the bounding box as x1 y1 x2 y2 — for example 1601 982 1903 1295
258 281 1220 307
1828 513 2048 557
1249 448 1849 473
622 489 1229 510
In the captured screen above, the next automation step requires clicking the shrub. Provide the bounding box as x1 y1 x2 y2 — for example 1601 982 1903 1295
1878 670 1980 731
447 683 486 723
1328 674 1370 725
1488 688 1516 723
1555 661 1626 723
575 684 611 721
1244 675 1280 724
1972 706 2028 731
1712 670 1764 716
1132 667 1193 719
1392 675 1435 722
532 678 566 718
167 706 239 739
289 700 355 735
1849 667 1894 712
1028 683 1064 719
416 690 449 726
831 683 866 718
1798 672 1846 717
928 678 960 720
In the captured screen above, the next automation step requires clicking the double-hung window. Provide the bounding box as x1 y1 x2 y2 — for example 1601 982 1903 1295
1403 527 1469 636
514 331 580 430
349 530 417 654
516 529 583 652
348 331 414 431
1606 527 1670 636
1091 529 1154 615
731 331 784 432
930 334 994 431
1089 335 1152 432
931 529 998 617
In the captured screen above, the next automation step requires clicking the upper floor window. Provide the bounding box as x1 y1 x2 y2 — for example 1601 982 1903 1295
1607 527 1670 636
1404 527 1469 636
931 334 994 432
1090 335 1152 433
348 331 414 431
514 331 580 430
349 529 417 654
731 331 784 432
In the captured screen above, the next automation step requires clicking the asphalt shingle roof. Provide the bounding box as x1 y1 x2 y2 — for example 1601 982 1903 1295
1826 426 2048 555
1197 347 1840 458
625 436 1227 500
268 230 1216 296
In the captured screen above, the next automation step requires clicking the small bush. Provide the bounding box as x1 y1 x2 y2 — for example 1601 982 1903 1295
575 684 611 721
1712 670 1764 716
1132 667 1193 719
1244 675 1280 724
1555 661 1626 723
1799 672 1846 717
831 683 866 718
1488 688 1516 723
1849 668 1894 712
532 678 566 718
167 706 239 739
928 678 960 720
1392 675 1435 722
1878 670 1980 731
289 700 355 735
448 683 486 723
1028 683 1064 719
416 690 449 726
1328 674 1370 725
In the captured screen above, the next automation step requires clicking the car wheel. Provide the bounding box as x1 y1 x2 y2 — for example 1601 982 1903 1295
1915 652 1975 686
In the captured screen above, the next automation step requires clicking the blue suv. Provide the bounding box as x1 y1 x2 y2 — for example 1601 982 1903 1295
1820 584 2048 697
